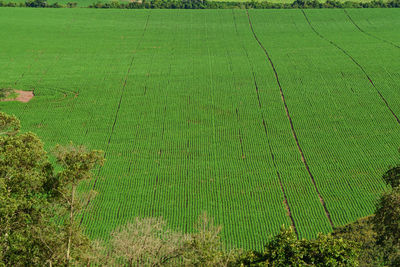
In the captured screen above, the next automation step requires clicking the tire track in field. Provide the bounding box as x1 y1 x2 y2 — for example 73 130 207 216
104 13 151 156
125 36 159 174
152 12 179 217
232 10 298 236
19 17 77 122
80 13 151 225
184 13 194 232
344 9 400 50
246 9 334 228
96 13 150 181
302 9 400 126
205 14 223 228
152 103 168 216
235 108 246 159
224 38 245 160
17 55 63 122
222 19 247 160
14 51 43 86
185 95 191 233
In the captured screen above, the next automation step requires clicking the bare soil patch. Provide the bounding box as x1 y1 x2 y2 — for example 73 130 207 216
1 90 34 103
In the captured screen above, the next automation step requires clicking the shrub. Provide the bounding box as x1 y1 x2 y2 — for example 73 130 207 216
25 0 48 7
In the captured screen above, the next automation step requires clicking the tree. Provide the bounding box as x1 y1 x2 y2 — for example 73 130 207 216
54 143 104 265
0 112 20 136
0 112 60 265
182 212 239 266
332 216 384 266
373 157 400 266
301 233 360 266
0 112 104 266
25 0 48 7
374 187 400 247
93 213 240 266
239 226 359 266
108 217 187 266
382 163 400 189
373 187 400 265
332 160 400 266
0 88 12 99
262 226 304 266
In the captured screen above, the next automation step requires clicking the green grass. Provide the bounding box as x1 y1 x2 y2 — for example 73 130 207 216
0 8 399 249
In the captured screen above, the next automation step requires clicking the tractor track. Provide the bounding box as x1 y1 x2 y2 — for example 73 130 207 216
344 9 400 50
235 108 246 159
96 13 150 184
14 51 43 86
224 42 246 160
251 68 299 237
302 9 400 126
233 10 299 236
185 13 194 232
80 13 151 226
246 9 334 228
152 13 179 216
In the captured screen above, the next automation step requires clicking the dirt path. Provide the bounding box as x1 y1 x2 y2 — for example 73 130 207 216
1 90 34 103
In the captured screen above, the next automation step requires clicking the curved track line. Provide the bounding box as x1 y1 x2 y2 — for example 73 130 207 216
80 13 151 225
252 69 300 237
246 9 334 228
302 9 400 126
152 38 175 216
232 10 299 236
205 13 224 229
96 13 150 183
344 9 400 50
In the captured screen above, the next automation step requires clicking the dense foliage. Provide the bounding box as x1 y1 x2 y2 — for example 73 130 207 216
0 0 400 9
0 112 104 266
238 227 360 266
0 88 11 99
333 164 400 266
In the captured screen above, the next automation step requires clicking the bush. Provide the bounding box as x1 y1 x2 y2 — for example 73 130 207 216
66 1 77 7
239 226 360 266
25 0 47 7
49 2 63 7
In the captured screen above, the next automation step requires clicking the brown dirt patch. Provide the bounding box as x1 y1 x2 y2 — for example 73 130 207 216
1 90 34 103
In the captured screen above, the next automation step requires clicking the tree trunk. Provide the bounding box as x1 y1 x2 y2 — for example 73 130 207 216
66 185 75 264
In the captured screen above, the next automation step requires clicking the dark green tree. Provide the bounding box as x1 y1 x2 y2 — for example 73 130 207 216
373 187 400 265
382 163 400 189
54 143 104 265
239 226 359 266
0 112 104 266
0 112 60 265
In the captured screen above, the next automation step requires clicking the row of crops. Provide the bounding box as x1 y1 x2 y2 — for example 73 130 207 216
0 8 399 249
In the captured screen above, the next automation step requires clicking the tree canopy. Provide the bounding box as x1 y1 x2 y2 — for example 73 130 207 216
0 112 104 266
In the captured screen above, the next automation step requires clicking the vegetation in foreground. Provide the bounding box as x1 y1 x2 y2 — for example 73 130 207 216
0 88 14 100
1 111 399 266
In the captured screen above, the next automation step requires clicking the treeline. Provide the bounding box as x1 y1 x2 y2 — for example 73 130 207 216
0 0 400 9
88 0 400 9
0 0 76 8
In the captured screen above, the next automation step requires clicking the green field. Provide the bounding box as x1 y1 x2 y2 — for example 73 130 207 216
1 7 399 249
